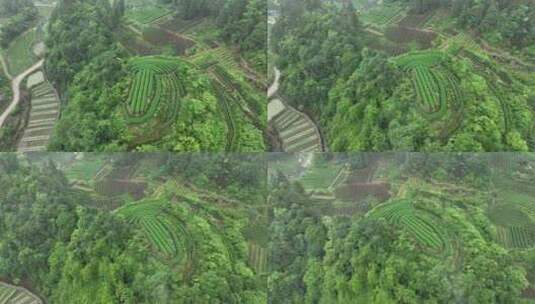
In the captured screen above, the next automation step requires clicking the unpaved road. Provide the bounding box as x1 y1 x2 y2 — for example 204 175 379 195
0 59 44 128
268 67 280 98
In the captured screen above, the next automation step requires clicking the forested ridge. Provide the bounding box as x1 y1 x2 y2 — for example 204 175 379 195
268 153 535 303
271 0 535 152
36 0 267 152
0 154 268 303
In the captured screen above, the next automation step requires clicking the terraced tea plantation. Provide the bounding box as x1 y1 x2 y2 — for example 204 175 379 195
0 282 42 304
368 199 448 251
359 2 408 28
248 242 268 275
393 51 463 118
113 181 265 287
126 6 171 25
125 56 186 124
274 0 535 152
490 177 535 249
270 105 323 153
18 71 60 152
118 198 191 259
271 153 535 302
0 154 268 302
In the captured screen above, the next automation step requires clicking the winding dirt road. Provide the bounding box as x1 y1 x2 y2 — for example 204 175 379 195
267 68 280 98
0 59 44 128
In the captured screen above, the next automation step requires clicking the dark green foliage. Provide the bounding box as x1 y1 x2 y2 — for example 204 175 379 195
0 0 34 17
161 0 224 19
48 49 129 151
0 155 267 303
273 2 362 114
273 0 535 152
0 158 81 290
268 156 532 303
0 0 38 48
217 0 267 70
45 0 118 92
44 0 266 152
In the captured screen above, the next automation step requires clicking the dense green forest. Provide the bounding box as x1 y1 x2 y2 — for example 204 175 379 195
270 0 535 152
0 153 268 303
268 153 535 303
45 0 266 152
0 0 267 152
0 0 37 48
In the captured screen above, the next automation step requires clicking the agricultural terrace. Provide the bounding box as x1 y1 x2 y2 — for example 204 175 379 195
300 162 344 191
0 282 42 304
118 199 191 259
271 153 535 302
368 199 449 251
125 56 186 124
65 157 106 182
278 1 535 152
490 176 535 249
126 5 171 25
18 77 60 152
115 188 260 280
392 51 464 132
359 2 408 28
248 242 268 275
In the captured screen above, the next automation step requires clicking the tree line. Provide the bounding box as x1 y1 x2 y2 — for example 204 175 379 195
0 0 38 48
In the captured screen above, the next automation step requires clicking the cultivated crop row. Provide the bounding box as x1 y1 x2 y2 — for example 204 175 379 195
212 79 237 151
271 106 322 153
361 4 406 27
438 70 465 138
412 66 440 112
127 69 155 115
394 51 444 70
18 73 60 152
370 200 446 250
248 243 268 274
118 200 190 259
126 57 185 124
0 282 41 304
191 48 239 71
507 226 535 248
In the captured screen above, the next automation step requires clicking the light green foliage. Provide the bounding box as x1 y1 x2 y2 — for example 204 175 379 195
269 154 533 303
369 199 447 250
125 57 186 124
393 51 445 69
4 28 37 75
275 0 535 152
360 2 407 27
118 198 190 258
126 6 170 24
0 154 267 303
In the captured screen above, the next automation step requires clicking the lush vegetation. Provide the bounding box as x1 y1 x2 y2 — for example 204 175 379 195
3 26 38 75
0 153 267 303
41 0 266 152
162 0 266 70
271 0 535 152
0 0 37 48
269 153 535 303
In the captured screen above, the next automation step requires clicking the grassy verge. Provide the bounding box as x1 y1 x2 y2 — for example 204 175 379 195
3 28 37 76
